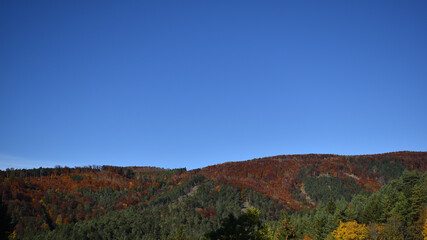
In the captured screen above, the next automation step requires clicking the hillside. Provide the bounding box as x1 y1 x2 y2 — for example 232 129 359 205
1 151 426 239
200 151 427 209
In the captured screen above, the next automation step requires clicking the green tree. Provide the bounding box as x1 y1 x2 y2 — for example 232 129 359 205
312 208 336 240
409 180 427 226
326 198 336 215
382 214 404 240
361 193 382 224
171 225 188 240
0 197 13 240
204 207 270 240
277 212 296 240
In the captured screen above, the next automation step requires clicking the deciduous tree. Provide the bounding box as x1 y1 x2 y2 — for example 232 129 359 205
332 221 368 240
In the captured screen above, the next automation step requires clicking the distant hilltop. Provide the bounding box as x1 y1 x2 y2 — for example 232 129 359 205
1 151 426 239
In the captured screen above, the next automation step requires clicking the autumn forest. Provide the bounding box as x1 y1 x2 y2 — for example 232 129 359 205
1 151 426 239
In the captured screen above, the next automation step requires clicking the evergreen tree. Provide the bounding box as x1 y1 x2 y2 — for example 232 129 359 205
361 193 382 224
277 212 296 240
382 214 404 240
326 198 336 215
204 207 270 240
0 196 13 240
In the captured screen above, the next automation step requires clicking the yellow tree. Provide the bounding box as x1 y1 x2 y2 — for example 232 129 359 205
333 221 369 240
422 217 427 240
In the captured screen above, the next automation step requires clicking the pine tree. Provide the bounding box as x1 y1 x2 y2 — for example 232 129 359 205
204 207 270 240
277 212 296 240
0 196 13 240
392 193 410 226
326 198 336 215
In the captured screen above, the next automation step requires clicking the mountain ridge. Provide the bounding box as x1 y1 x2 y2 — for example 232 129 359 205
1 151 426 239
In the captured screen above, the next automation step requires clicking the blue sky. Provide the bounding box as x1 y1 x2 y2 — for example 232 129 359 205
1 1 426 170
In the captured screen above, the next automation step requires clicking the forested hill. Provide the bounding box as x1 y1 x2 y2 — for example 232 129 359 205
199 151 427 209
1 151 426 239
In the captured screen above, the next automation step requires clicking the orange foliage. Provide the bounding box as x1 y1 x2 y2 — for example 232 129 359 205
1 151 425 236
199 152 426 210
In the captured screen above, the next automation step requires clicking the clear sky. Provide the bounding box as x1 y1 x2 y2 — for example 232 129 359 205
1 1 426 170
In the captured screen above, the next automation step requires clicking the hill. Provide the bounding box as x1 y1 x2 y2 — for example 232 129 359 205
200 151 427 209
0 151 426 239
